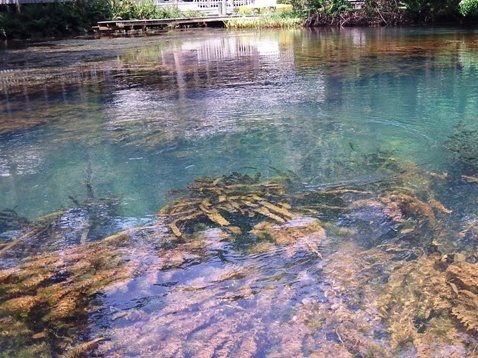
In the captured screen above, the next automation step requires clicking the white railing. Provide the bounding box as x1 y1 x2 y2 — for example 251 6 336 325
193 0 253 8
154 0 253 14
155 0 252 5
155 0 363 14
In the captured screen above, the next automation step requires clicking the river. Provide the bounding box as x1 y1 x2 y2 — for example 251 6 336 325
1 27 478 357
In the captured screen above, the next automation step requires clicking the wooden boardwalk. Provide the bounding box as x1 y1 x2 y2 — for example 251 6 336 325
94 15 251 34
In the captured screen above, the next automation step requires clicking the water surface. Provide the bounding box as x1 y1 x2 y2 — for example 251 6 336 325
1 27 478 357
1 28 475 219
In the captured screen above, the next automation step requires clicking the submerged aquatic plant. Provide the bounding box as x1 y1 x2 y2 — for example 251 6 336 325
0 187 121 264
1 152 478 357
376 252 478 355
0 209 29 233
159 172 296 237
0 234 131 356
445 121 478 172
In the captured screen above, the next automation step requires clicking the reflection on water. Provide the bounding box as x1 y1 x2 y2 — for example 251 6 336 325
1 27 478 357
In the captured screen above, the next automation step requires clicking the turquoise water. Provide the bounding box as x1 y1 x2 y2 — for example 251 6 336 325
1 27 478 356
1 28 476 221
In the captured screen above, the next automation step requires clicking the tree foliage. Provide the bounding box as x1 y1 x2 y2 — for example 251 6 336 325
0 1 113 39
108 0 194 20
303 0 468 25
0 0 202 39
399 0 461 21
459 0 478 15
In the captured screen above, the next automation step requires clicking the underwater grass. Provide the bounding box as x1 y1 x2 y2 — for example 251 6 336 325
1 151 478 356
226 13 303 29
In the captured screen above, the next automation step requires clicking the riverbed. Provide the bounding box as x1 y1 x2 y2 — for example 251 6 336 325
1 27 478 357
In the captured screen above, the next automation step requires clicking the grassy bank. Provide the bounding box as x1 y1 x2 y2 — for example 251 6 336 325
226 13 302 29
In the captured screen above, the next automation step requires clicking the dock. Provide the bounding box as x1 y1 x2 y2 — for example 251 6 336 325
93 15 251 34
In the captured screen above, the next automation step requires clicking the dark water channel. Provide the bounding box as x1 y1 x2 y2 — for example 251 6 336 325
1 27 478 357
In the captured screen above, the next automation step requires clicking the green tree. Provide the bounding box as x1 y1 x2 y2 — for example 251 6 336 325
288 0 351 15
0 0 113 38
458 0 478 15
399 0 461 21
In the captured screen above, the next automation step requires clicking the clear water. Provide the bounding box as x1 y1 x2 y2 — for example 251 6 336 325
1 27 478 356
1 27 476 221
